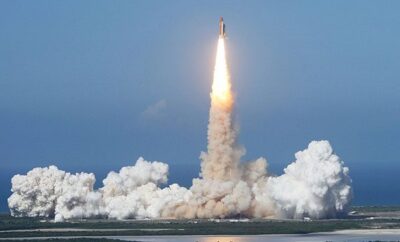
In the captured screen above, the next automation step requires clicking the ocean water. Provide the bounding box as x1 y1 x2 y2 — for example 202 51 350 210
62 231 400 242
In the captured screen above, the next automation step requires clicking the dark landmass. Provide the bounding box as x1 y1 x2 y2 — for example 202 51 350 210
0 239 126 242
0 206 400 238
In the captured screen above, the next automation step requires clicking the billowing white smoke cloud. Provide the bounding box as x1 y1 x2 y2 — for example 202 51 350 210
8 38 352 221
54 172 102 222
8 166 65 218
267 141 352 219
8 166 102 222
100 157 189 220
8 158 189 222
8 140 352 221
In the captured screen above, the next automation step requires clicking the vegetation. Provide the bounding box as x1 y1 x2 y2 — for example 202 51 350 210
0 239 127 242
1 206 400 238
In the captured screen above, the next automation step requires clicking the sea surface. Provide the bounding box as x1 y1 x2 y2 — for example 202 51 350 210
109 230 400 242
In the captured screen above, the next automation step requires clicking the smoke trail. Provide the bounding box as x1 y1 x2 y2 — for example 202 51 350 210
8 37 353 221
200 37 242 181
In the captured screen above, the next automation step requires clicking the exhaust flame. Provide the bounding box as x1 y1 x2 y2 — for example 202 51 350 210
211 38 233 109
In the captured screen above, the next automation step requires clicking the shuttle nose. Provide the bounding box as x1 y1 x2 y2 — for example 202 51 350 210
219 17 225 38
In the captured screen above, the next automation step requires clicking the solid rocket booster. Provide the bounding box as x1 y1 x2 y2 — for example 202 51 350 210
219 17 226 38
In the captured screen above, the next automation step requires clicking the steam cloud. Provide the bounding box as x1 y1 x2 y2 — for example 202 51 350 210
8 38 352 221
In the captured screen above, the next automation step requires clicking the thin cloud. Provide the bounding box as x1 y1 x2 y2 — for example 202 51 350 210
141 99 167 120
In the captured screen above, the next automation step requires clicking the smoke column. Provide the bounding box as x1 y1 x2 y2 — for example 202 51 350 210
200 37 241 181
8 32 353 222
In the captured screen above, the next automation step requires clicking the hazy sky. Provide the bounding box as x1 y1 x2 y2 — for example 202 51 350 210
1 0 400 211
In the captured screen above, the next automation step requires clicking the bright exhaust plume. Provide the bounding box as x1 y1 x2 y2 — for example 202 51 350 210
212 38 232 108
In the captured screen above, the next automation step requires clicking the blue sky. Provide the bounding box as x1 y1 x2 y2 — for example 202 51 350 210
1 0 399 211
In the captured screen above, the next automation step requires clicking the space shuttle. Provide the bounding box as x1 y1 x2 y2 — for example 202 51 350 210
219 17 226 38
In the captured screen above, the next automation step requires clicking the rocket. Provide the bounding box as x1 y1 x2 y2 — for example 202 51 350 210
219 17 226 38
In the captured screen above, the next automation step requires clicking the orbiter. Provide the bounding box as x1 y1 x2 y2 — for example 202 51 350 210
219 17 226 38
